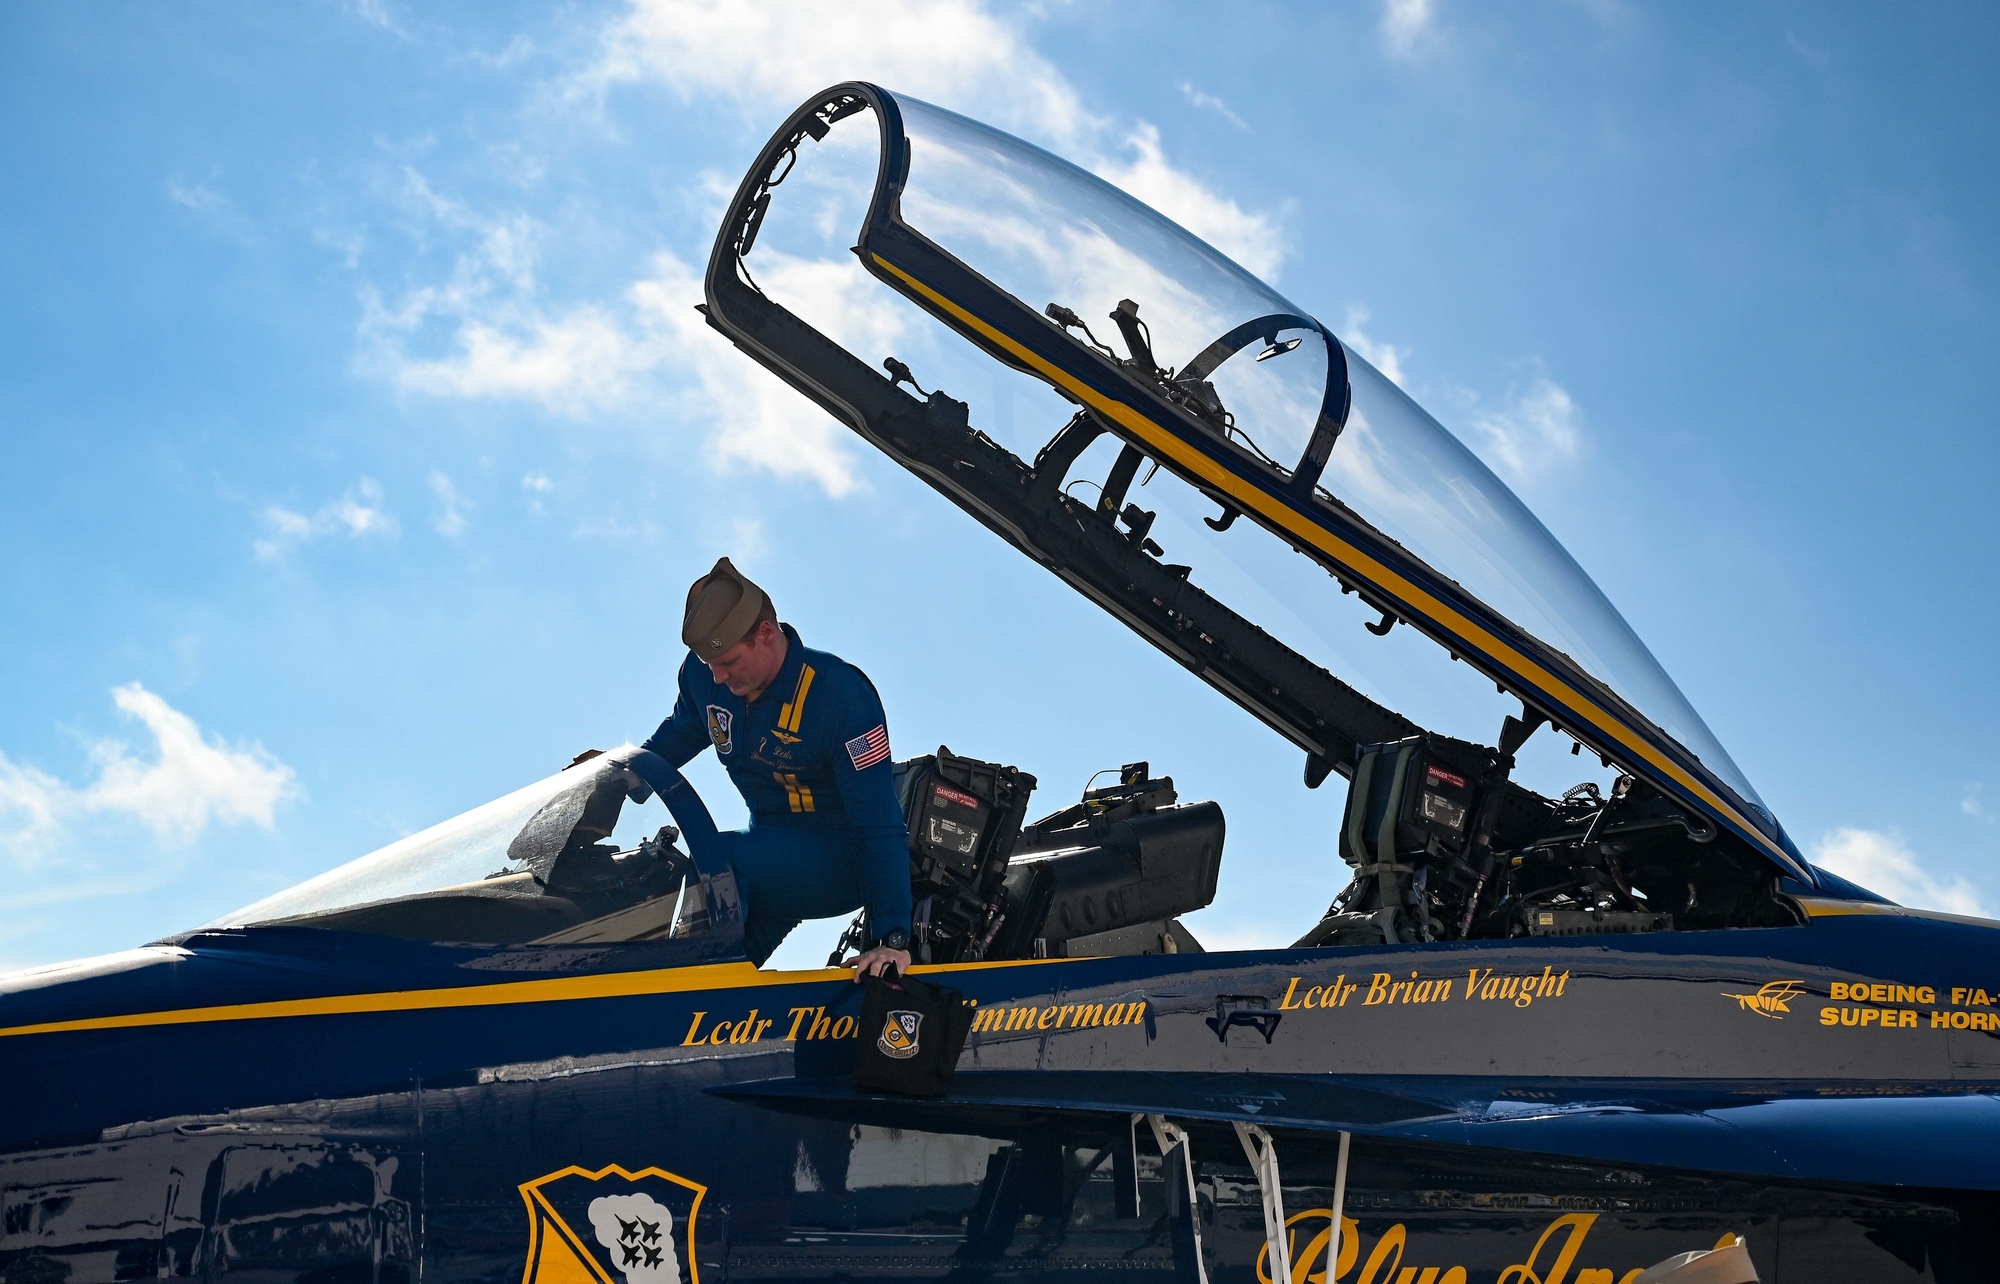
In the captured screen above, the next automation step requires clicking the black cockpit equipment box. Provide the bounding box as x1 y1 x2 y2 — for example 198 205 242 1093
990 763 1223 958
1323 735 1490 945
891 747 1036 964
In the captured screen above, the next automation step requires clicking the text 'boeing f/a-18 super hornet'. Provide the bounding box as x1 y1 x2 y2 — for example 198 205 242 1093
4 84 1997 1284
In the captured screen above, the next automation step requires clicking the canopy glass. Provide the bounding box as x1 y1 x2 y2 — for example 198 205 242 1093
197 84 1799 944
876 93 1774 839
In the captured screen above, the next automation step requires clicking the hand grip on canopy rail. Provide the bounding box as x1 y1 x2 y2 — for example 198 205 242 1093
1109 298 1161 375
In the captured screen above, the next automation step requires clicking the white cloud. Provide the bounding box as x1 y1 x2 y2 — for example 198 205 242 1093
1463 377 1583 483
389 305 656 412
587 0 1091 145
372 228 876 495
1179 82 1247 131
1339 308 1582 486
1962 783 1992 823
464 33 536 72
713 515 767 563
521 470 553 515
0 685 296 864
1811 827 1985 917
167 176 257 243
429 470 470 537
350 0 414 41
1091 123 1285 279
1342 305 1408 387
629 250 883 495
587 1 1288 276
358 167 669 417
332 482 394 535
0 759 65 859
357 1 1289 496
85 686 295 843
1381 0 1436 59
167 178 226 216
259 505 313 547
255 479 396 559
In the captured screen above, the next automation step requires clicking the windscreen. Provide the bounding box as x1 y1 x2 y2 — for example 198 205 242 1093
208 752 641 929
886 93 1767 822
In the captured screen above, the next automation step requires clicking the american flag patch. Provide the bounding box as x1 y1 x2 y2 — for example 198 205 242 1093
846 724 891 771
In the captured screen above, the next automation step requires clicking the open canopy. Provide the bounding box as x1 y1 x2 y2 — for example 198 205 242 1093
703 84 1805 883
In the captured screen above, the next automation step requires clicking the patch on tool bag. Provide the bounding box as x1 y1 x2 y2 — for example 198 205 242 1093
853 969 973 1097
877 1009 923 1060
846 724 891 771
706 705 732 755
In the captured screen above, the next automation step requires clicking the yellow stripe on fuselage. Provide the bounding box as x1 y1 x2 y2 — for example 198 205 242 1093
868 253 1789 870
0 954 1073 1040
1795 897 2000 929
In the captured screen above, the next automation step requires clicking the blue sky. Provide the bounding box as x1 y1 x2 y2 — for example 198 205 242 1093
4 1 1998 971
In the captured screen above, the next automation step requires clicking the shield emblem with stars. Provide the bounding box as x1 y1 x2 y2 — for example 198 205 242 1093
519 1164 706 1284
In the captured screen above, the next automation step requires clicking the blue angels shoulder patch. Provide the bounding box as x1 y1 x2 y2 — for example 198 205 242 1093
520 1163 707 1284
705 705 732 755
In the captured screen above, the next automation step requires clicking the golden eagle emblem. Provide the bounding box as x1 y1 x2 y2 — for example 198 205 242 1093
1720 979 1805 1019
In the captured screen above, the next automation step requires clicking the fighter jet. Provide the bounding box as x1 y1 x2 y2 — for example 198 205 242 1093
1 83 1993 1284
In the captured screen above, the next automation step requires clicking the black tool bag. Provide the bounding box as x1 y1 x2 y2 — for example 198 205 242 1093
852 968 973 1096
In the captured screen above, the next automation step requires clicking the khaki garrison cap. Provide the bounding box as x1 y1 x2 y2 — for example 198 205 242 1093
682 557 774 662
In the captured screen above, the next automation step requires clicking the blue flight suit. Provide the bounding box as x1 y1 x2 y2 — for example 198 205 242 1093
641 624 910 965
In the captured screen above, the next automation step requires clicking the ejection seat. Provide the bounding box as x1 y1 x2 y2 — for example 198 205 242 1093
1297 737 1480 948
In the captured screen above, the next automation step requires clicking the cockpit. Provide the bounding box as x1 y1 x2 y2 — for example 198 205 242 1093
200 745 1226 966
193 83 1833 964
208 750 719 948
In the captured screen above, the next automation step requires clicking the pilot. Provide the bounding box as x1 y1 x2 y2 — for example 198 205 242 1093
626 557 911 977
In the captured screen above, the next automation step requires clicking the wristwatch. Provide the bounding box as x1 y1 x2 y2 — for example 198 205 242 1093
879 928 909 952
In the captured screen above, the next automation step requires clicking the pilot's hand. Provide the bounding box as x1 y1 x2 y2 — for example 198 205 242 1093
847 945 912 980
